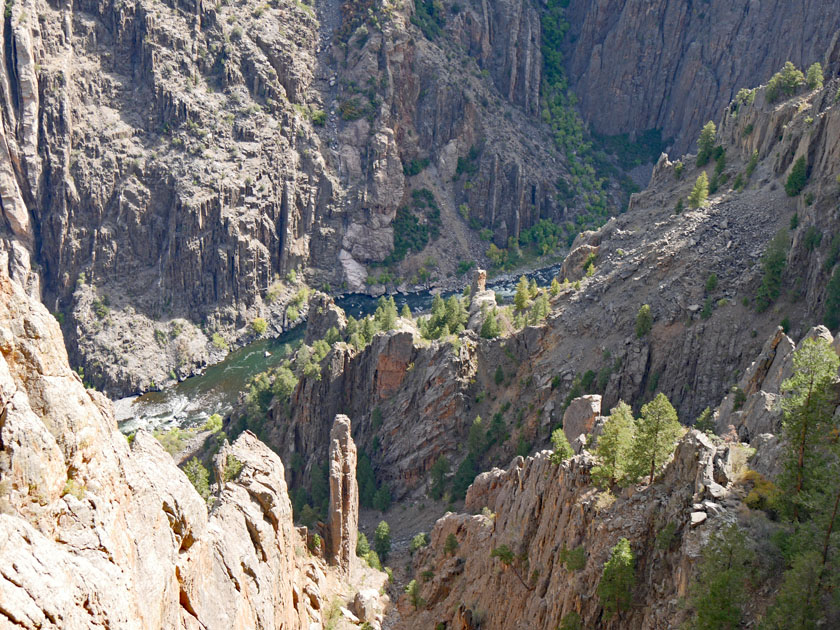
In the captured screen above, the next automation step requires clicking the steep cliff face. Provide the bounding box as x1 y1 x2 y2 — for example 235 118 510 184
0 0 569 395
0 271 368 628
562 0 840 153
398 430 738 629
259 74 840 506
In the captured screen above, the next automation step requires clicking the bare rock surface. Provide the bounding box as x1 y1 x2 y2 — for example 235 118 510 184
326 414 359 576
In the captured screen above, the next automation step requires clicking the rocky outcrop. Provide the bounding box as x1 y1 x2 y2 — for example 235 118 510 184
0 270 350 628
399 430 740 629
304 292 347 346
562 0 840 153
326 414 359 576
562 394 601 444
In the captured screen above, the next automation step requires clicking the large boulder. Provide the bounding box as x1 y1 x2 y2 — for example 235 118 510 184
562 395 602 445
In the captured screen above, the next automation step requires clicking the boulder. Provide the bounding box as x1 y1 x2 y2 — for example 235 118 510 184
563 395 602 445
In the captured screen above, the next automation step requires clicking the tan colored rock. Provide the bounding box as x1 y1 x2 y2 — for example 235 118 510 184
353 588 380 623
562 395 601 446
326 414 358 576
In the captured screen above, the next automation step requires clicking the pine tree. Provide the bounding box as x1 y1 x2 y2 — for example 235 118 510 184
686 525 754 630
400 303 412 320
823 267 840 330
514 276 530 311
806 62 824 90
374 520 391 560
598 538 635 619
550 427 574 464
688 172 709 208
550 277 561 296
468 416 486 456
778 337 840 521
696 121 717 166
785 156 808 196
628 393 683 484
755 229 789 312
592 402 635 487
760 551 823 630
183 458 210 501
429 455 450 499
635 304 653 337
480 308 501 339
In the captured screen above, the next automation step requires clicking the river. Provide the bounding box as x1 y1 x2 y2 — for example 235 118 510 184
115 263 563 433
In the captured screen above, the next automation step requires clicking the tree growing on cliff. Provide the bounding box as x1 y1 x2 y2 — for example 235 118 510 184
686 525 755 630
515 276 531 311
592 402 635 487
806 62 824 90
598 538 635 618
635 304 653 337
480 308 501 339
374 521 391 560
778 337 840 521
755 230 789 312
688 172 709 208
429 455 450 500
785 156 808 196
696 121 717 166
628 393 683 484
183 458 210 502
550 427 574 464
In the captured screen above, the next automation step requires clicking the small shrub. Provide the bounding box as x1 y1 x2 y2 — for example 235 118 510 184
223 454 244 481
635 304 652 337
444 532 459 556
251 317 268 335
705 273 718 293
785 156 808 196
211 333 228 350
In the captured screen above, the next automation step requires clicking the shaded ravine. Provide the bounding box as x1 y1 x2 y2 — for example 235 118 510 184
115 263 564 432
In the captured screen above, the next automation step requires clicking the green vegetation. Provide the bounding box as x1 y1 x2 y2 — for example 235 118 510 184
420 294 468 340
211 332 228 350
429 455 450 500
490 544 535 590
444 532 459 556
223 454 244 481
598 538 635 618
823 267 840 330
480 308 502 339
785 156 808 196
410 532 430 554
411 0 445 39
153 426 193 456
385 189 442 264
628 393 683 484
685 525 755 630
766 61 805 104
688 172 709 208
403 157 430 176
549 427 574 464
755 229 789 312
705 273 718 293
591 402 635 487
374 520 391 561
635 304 652 338
559 544 587 571
405 579 425 610
251 317 268 335
696 121 717 166
805 62 824 90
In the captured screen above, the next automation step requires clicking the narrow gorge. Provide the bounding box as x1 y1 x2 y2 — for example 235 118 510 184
2 0 840 628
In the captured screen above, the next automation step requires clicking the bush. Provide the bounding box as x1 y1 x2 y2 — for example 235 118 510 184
560 544 587 570
705 273 718 293
251 317 268 335
211 333 228 350
635 304 652 337
784 156 808 196
310 109 326 126
183 458 210 501
410 532 430 554
202 413 223 433
223 454 244 481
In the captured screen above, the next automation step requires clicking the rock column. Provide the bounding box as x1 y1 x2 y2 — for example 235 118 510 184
326 414 359 575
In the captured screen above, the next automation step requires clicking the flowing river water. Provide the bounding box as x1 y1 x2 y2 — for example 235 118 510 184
115 263 563 433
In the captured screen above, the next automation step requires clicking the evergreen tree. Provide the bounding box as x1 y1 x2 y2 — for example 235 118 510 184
530 293 550 324
183 458 210 501
778 337 840 521
549 427 574 464
514 276 530 311
688 172 709 208
444 533 459 556
785 156 808 196
591 402 635 487
429 455 450 499
628 393 683 484
468 416 486 456
598 538 635 619
823 267 840 330
480 308 501 339
452 454 477 499
806 62 824 90
760 551 823 630
686 525 754 630
373 520 391 560
356 531 370 556
494 365 505 385
755 230 789 312
696 121 717 166
635 304 653 337
550 277 561 296
373 484 391 512
400 303 412 320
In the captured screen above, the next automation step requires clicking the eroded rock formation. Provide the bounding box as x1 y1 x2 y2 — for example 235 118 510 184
326 414 359 576
0 271 346 628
